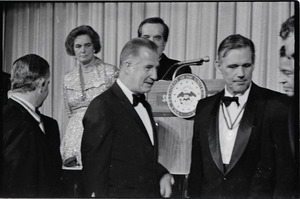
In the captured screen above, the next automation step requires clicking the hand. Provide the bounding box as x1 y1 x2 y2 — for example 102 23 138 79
160 173 175 198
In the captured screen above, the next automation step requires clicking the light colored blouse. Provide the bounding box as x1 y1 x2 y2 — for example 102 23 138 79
61 57 118 170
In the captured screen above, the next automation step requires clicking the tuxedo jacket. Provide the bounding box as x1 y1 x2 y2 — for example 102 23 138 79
188 83 297 199
158 53 192 80
81 82 169 197
2 99 62 197
1 72 10 106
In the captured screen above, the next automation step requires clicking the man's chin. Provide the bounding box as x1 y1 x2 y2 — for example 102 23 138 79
231 86 249 95
285 90 294 97
142 87 153 94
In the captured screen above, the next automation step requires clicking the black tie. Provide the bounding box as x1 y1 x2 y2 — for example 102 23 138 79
132 94 147 107
222 96 240 107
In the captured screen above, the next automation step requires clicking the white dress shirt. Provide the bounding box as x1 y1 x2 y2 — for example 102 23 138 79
117 79 154 145
218 83 251 164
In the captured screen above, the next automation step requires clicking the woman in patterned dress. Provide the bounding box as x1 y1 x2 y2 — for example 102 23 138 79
61 25 118 197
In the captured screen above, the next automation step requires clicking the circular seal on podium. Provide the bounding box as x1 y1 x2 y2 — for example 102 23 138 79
167 74 206 118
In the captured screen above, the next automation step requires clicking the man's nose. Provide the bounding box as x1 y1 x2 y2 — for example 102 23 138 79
278 73 287 83
151 68 158 80
236 66 245 77
148 37 154 42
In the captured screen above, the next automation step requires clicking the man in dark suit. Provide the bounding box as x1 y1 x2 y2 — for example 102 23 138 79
138 17 191 80
2 54 62 197
81 38 174 198
138 16 192 197
188 34 297 198
279 16 298 194
1 71 11 106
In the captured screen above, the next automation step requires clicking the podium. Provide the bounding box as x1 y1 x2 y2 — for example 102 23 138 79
147 79 225 174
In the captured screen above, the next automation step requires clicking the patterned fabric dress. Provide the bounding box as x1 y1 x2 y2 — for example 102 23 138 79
61 57 118 170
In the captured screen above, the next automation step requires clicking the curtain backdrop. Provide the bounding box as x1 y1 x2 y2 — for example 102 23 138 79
2 2 295 137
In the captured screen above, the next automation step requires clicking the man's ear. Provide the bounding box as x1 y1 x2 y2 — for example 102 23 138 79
124 61 133 74
37 78 46 93
38 78 46 86
162 41 166 51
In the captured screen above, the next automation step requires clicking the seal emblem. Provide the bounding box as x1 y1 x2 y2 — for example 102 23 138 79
167 74 206 118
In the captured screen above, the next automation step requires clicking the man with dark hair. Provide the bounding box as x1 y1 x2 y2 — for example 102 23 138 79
81 38 174 198
279 45 295 97
138 17 191 80
279 16 298 190
279 15 295 97
188 34 297 198
2 54 62 197
138 16 192 197
280 15 295 58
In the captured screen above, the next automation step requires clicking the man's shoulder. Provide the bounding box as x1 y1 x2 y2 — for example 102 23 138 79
41 114 58 125
89 83 118 105
3 99 24 119
252 84 289 101
3 101 37 134
196 92 223 110
160 53 180 65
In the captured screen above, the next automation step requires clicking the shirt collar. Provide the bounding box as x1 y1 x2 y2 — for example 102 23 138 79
10 94 41 122
116 79 135 104
10 94 36 112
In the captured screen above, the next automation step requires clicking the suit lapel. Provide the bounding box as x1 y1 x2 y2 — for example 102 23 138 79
226 84 258 174
208 92 225 174
111 83 155 146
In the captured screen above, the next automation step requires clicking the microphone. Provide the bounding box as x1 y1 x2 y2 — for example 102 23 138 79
175 56 210 66
160 56 210 80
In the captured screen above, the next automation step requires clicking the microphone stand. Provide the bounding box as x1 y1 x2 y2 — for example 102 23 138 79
160 57 209 80
171 59 208 80
160 62 183 81
171 64 191 81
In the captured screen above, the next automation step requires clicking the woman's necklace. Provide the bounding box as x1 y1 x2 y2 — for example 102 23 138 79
78 57 102 101
78 58 95 101
79 64 87 101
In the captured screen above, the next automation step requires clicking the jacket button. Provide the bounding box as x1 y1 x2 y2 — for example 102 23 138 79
223 177 227 181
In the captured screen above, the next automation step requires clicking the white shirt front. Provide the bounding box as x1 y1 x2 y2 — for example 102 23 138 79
218 84 251 164
116 79 154 145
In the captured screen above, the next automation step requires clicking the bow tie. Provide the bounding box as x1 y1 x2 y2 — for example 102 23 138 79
132 94 147 107
222 96 240 107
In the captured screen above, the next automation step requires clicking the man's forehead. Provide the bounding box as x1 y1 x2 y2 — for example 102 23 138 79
141 23 164 34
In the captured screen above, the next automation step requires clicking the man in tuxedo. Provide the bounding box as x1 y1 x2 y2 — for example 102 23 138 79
138 17 191 80
279 16 298 191
279 15 295 97
81 38 174 198
138 16 192 197
1 71 11 106
2 54 62 197
188 34 297 198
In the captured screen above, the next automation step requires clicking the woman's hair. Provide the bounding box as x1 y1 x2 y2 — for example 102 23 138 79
65 25 101 56
11 54 50 92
